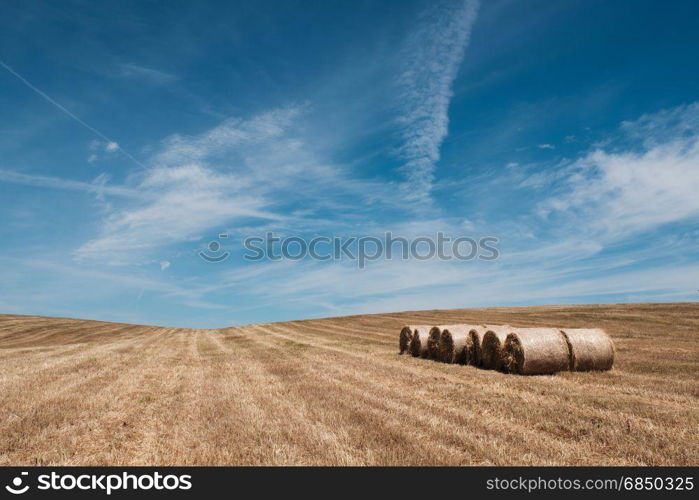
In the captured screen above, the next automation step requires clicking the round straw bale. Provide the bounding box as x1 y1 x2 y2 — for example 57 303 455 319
560 328 615 371
399 325 415 354
465 325 488 366
481 325 513 370
427 326 443 359
438 325 475 364
502 328 570 375
409 326 432 358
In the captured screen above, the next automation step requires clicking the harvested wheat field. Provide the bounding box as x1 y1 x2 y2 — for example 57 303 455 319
0 303 698 466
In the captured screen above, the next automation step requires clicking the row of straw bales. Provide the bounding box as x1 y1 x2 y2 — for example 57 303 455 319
399 324 614 374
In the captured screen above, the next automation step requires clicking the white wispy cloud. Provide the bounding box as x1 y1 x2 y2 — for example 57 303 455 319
620 101 699 148
72 105 400 264
396 0 480 203
0 169 138 197
73 164 278 263
152 107 302 167
73 108 306 263
117 63 178 85
84 139 121 163
538 102 699 238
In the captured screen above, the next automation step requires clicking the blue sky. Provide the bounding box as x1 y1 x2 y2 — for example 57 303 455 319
1 0 698 327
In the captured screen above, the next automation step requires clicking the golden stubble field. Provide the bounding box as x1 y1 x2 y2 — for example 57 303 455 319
0 303 697 466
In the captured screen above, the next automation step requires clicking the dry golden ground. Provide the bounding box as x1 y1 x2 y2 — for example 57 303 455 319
0 303 697 466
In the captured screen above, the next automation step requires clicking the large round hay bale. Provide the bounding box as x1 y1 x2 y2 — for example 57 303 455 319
502 328 570 375
427 326 445 359
481 325 513 371
465 326 488 366
409 326 432 358
399 325 415 354
438 325 474 364
560 328 615 371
